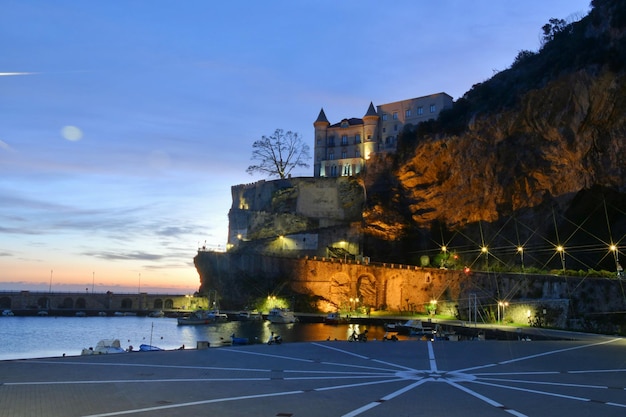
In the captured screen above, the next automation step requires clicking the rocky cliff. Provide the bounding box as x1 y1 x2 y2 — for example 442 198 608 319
362 0 626 270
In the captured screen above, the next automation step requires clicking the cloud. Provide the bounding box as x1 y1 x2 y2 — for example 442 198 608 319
0 139 11 151
82 250 165 262
0 72 35 76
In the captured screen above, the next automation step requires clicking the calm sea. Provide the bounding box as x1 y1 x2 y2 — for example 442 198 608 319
0 316 389 361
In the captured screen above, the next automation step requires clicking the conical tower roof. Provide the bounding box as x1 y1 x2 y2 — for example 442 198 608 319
363 102 377 117
315 108 329 124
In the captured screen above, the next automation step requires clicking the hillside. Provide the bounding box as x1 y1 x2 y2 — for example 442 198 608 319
362 0 626 272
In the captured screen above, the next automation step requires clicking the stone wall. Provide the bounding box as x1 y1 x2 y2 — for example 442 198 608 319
195 251 626 333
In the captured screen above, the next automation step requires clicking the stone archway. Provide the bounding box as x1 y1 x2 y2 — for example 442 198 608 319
356 274 377 309
164 299 174 309
328 272 351 310
61 297 74 309
37 297 50 309
76 298 86 309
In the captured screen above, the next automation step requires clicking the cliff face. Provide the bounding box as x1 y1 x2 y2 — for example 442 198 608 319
393 69 625 229
361 1 626 267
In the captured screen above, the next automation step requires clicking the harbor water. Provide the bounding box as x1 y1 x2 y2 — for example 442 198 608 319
0 316 391 361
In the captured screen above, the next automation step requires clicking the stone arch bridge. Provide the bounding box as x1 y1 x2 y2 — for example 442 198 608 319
0 291 208 316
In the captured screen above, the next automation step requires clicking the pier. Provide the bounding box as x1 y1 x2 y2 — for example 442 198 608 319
0 290 208 316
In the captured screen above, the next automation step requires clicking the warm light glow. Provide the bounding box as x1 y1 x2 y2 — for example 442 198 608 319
430 299 437 305
481 246 488 253
517 246 524 253
610 244 617 252
556 245 564 253
441 246 447 253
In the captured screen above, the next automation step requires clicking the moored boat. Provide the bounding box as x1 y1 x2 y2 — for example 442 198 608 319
139 344 164 352
324 312 346 325
177 309 228 325
267 308 297 324
237 310 262 321
81 339 126 355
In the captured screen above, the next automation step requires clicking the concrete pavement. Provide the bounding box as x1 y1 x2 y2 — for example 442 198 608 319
1 335 626 417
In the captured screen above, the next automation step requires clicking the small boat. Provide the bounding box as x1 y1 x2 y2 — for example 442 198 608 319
139 344 164 352
324 312 346 325
2 309 14 316
81 339 126 355
177 309 228 325
37 310 49 316
237 310 262 321
148 310 165 318
267 308 297 324
75 311 87 317
396 319 428 335
230 334 249 345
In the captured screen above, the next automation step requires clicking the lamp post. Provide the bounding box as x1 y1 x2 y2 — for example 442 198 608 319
517 246 524 271
481 246 489 270
610 244 622 278
498 301 508 323
556 245 565 273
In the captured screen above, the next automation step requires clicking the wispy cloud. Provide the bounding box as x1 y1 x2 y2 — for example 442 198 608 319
0 72 35 76
82 250 165 262
0 139 11 151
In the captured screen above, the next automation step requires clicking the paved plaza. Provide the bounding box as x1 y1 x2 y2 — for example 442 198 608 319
1 335 626 416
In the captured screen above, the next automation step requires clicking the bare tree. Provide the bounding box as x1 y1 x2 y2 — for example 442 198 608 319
246 129 310 179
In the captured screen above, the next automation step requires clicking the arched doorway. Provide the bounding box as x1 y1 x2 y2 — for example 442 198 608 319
328 273 351 310
37 297 50 309
357 274 377 309
164 299 174 309
61 297 74 309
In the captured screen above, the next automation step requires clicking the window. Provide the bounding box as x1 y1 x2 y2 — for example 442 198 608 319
367 134 372 140
417 106 423 115
430 104 436 113
392 112 398 120
329 151 334 160
341 150 347 159
382 127 386 133
405 109 411 117
341 120 349 128
382 114 388 121
355 134 361 144
328 136 335 146
341 135 348 145
394 124 398 132
355 149 361 158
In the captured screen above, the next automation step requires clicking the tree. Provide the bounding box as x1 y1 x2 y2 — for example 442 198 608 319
246 129 310 179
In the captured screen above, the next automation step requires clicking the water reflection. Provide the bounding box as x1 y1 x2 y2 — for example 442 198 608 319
175 321 391 347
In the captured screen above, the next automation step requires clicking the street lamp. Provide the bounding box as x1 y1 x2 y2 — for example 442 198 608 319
517 246 524 271
609 244 622 276
556 245 565 273
498 301 509 323
481 246 489 269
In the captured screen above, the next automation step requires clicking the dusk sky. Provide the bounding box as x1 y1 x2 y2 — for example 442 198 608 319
1 0 591 293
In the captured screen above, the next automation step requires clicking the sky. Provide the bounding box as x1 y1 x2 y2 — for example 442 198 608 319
0 0 592 294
